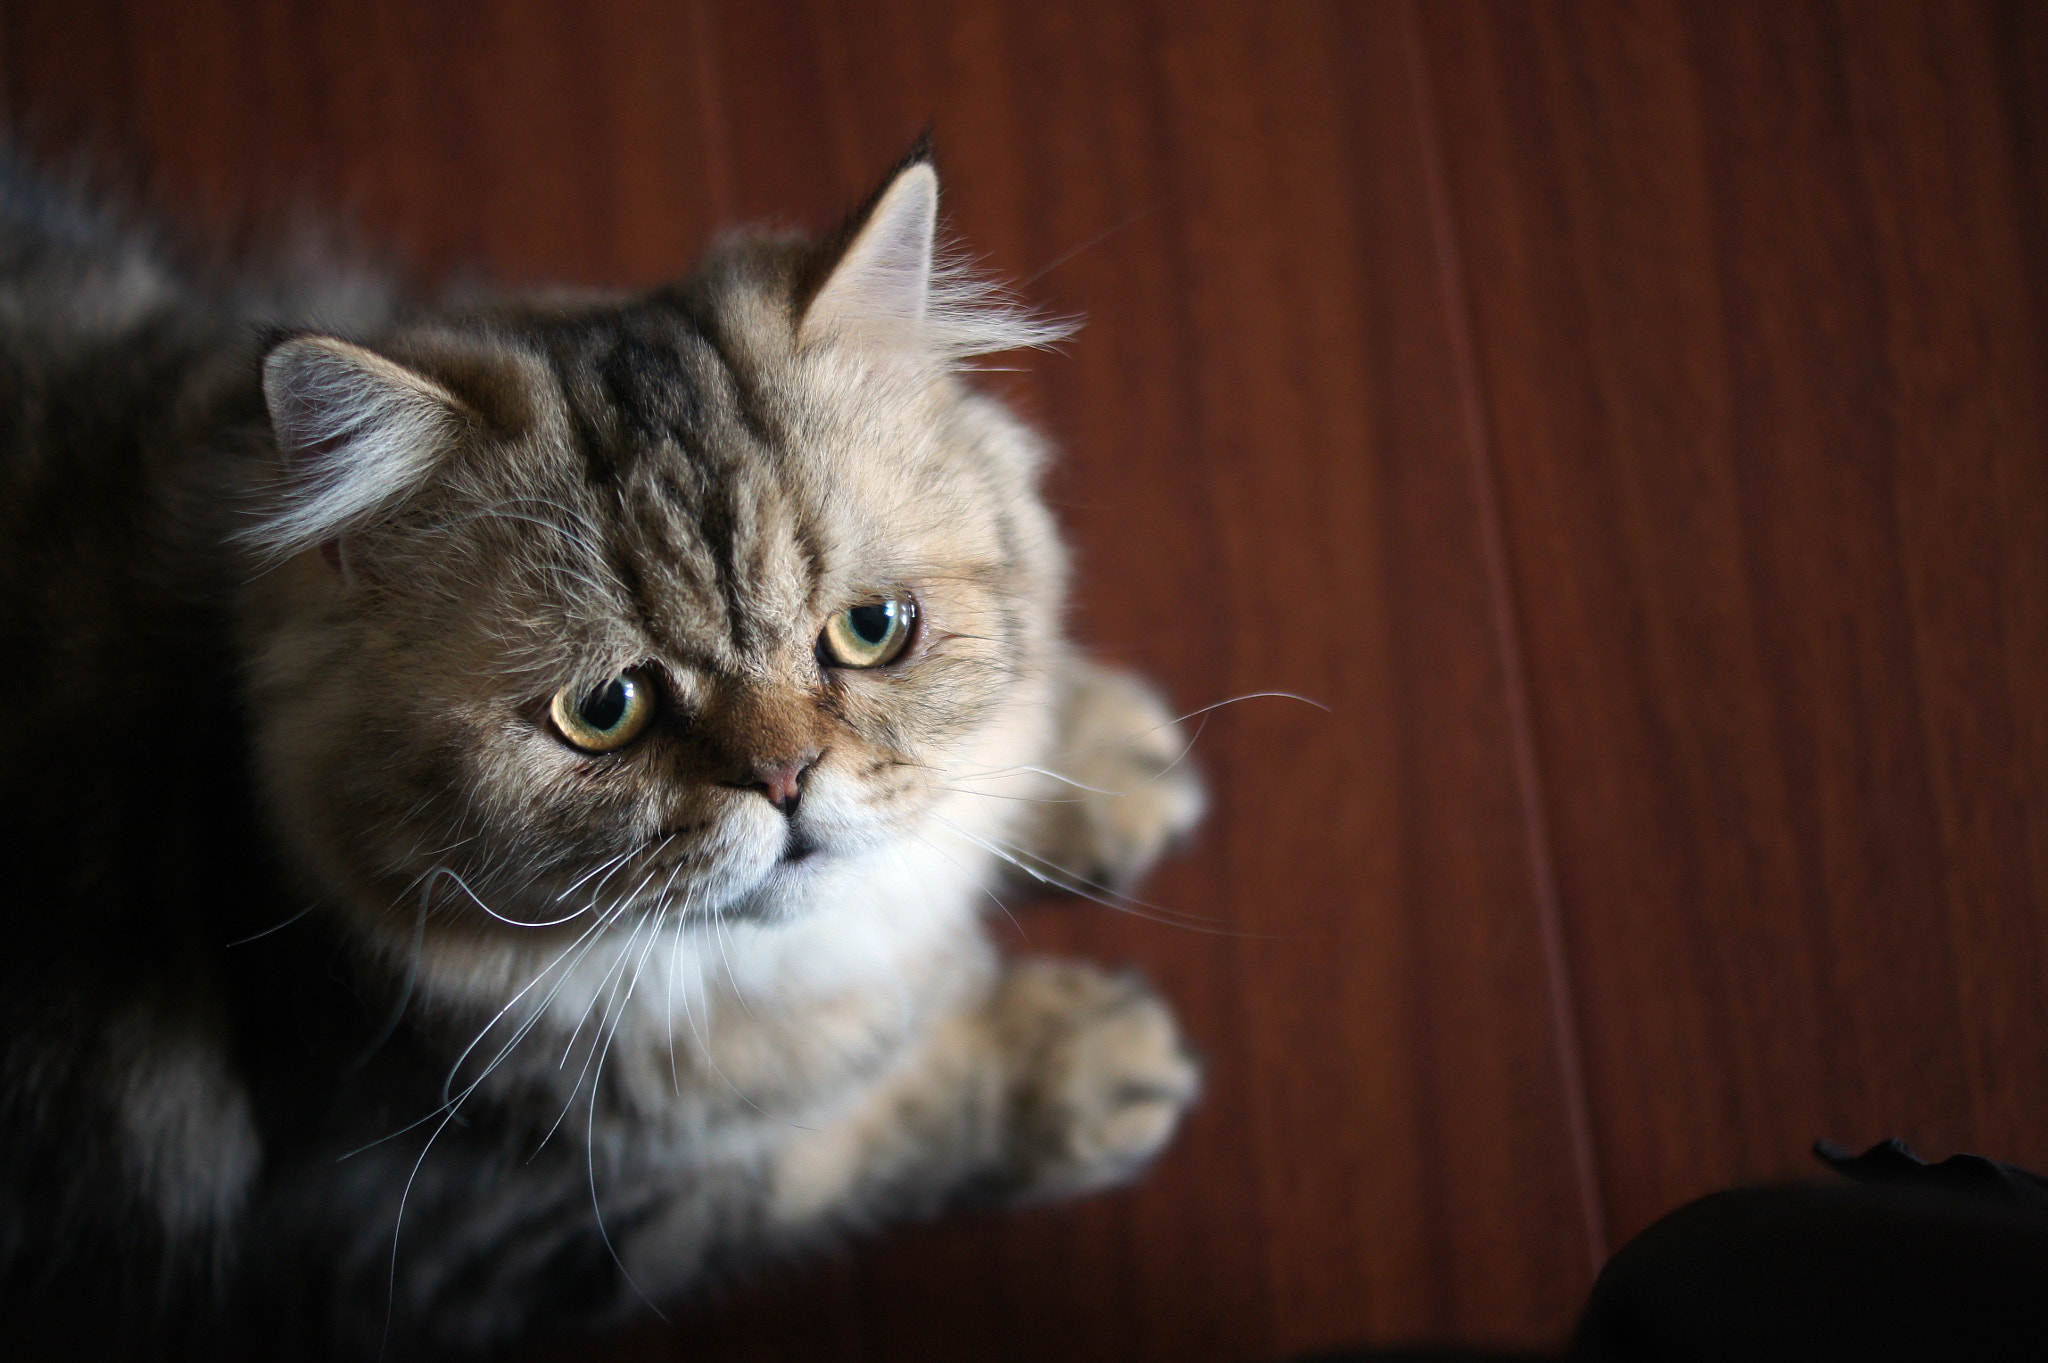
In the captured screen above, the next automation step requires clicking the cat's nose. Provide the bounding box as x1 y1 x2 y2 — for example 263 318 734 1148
750 753 818 814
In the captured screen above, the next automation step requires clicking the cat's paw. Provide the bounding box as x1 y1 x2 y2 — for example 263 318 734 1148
995 959 1200 1199
1025 660 1206 894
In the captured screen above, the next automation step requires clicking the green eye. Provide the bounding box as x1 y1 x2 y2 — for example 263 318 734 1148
818 596 917 669
549 669 656 752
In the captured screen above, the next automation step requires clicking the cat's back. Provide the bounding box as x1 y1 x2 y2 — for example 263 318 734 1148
0 154 180 335
0 155 221 452
0 159 277 1347
0 157 394 520
0 159 251 628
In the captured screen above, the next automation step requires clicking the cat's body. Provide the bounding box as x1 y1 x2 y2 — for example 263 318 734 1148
0 151 1203 1358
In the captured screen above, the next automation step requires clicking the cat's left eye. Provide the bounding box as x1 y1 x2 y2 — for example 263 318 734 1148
549 669 656 753
818 595 917 669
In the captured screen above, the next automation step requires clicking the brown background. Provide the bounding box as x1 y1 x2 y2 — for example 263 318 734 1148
4 1 2046 1358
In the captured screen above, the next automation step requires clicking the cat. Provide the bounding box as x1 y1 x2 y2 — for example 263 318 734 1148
0 143 1206 1359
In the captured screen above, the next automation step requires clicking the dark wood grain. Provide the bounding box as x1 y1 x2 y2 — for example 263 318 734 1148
1420 0 2048 1248
6 0 2046 1357
0 0 728 283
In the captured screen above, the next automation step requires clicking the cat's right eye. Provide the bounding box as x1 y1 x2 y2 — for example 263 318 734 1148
549 669 656 753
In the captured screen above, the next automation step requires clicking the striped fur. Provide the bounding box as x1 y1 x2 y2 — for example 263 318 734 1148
0 149 1202 1358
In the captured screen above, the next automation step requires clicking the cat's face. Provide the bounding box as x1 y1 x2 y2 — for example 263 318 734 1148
242 163 1068 956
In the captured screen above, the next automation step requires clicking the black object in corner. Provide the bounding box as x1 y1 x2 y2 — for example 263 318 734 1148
1569 1140 2048 1362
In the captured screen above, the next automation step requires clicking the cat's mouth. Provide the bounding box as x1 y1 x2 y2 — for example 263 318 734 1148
780 828 823 865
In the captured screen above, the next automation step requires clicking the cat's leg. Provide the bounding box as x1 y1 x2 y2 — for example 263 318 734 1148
768 957 1199 1227
1012 653 1208 893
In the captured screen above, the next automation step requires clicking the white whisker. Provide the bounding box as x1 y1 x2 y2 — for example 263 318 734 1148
711 907 758 1025
432 864 592 929
222 901 317 948
671 918 770 1118
931 814 1277 940
537 911 652 1150
569 907 673 1325
555 847 639 903
910 833 1028 943
951 689 1327 788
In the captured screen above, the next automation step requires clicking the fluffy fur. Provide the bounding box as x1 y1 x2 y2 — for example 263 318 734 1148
0 148 1205 1359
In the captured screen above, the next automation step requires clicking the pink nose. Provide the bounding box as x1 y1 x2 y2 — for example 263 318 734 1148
753 756 815 813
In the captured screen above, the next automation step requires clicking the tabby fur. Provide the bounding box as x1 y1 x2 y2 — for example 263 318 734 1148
0 147 1204 1358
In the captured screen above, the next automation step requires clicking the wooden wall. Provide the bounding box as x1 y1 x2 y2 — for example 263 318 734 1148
4 2 2044 1357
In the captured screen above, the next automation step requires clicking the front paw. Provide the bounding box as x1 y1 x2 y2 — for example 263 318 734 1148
995 960 1200 1200
1031 662 1207 893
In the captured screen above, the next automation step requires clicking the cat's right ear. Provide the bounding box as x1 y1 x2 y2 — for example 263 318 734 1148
251 336 466 577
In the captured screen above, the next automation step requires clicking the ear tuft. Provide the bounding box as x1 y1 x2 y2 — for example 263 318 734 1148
798 157 1075 362
245 337 464 563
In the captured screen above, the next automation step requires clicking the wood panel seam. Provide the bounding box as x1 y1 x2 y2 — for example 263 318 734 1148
1398 0 1610 1276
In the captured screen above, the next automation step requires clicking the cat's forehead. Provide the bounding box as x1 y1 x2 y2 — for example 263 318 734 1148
527 294 906 495
530 301 755 467
489 294 992 677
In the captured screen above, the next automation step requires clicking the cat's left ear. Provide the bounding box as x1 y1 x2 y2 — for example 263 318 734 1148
798 156 939 354
797 146 1074 362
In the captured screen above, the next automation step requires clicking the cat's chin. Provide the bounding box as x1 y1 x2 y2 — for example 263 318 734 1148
724 845 840 921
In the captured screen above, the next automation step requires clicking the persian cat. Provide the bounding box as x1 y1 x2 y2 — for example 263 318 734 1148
0 146 1205 1358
